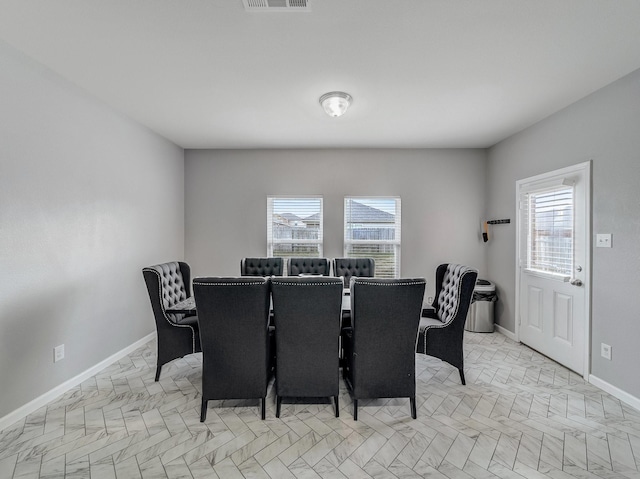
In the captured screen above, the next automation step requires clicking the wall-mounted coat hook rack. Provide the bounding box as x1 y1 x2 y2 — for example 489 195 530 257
483 219 511 242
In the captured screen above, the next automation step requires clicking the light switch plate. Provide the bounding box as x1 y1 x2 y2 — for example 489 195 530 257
596 233 612 248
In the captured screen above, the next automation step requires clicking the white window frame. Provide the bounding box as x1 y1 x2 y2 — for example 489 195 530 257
344 196 401 278
267 195 323 259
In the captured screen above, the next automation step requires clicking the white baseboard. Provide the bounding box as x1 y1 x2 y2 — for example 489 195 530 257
0 332 156 432
589 374 640 411
495 323 517 341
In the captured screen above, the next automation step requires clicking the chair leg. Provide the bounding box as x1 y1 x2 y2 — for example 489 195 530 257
261 397 266 420
353 399 358 421
334 396 339 418
276 396 282 418
155 365 161 382
410 397 417 419
459 368 466 385
200 398 207 422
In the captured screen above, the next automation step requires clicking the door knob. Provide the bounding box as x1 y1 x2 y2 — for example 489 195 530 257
570 279 583 286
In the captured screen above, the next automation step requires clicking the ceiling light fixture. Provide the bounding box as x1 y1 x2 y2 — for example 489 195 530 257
319 91 352 118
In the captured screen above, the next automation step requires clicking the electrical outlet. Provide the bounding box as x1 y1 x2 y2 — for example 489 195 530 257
54 344 65 362
601 343 612 360
427 296 433 304
596 233 612 248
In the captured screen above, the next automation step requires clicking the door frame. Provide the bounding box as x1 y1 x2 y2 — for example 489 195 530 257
515 160 592 380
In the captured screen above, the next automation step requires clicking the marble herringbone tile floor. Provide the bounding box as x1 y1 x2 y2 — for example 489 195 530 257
2 332 640 479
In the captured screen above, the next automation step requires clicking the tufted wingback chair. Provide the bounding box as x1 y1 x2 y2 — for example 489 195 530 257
416 264 478 385
341 277 426 420
142 261 201 381
286 257 330 276
332 258 375 288
240 257 283 277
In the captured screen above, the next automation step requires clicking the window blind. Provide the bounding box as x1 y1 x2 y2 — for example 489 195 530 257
344 197 401 278
267 196 323 258
522 186 574 276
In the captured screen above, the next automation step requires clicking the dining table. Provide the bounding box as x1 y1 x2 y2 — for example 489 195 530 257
166 290 352 315
166 291 435 318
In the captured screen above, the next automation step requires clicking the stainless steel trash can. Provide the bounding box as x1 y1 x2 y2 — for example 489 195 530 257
465 279 496 332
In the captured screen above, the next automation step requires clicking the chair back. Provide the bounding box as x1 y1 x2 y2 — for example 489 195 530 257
142 261 191 324
332 258 375 287
193 277 271 400
433 264 478 325
240 257 283 276
270 276 343 398
349 278 425 399
287 257 330 276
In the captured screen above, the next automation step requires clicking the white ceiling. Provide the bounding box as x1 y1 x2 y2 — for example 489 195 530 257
1 0 640 149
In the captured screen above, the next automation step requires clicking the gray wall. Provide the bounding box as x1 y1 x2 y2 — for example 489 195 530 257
0 42 185 418
486 68 640 397
184 148 488 302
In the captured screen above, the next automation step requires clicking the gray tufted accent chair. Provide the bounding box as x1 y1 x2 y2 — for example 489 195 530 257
341 277 426 420
142 261 201 381
286 257 330 276
332 258 375 288
240 257 284 277
416 264 478 385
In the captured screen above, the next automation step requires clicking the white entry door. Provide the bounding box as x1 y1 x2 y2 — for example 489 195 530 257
516 161 591 376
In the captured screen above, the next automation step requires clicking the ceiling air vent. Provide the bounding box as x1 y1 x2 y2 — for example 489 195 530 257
242 0 311 12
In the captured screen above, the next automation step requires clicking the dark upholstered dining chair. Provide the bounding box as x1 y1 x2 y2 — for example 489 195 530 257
332 258 375 288
270 276 344 418
193 277 272 421
416 264 478 385
142 261 201 381
342 277 426 420
240 257 283 276
286 257 330 276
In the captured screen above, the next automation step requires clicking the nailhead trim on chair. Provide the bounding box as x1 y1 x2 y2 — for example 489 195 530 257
142 266 197 353
193 280 266 286
270 280 343 286
353 280 426 287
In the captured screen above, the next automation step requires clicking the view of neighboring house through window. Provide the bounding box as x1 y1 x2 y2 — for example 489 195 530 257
344 197 401 278
267 196 323 259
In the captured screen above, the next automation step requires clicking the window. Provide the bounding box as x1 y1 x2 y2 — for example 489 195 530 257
521 184 574 277
267 196 323 259
344 197 401 278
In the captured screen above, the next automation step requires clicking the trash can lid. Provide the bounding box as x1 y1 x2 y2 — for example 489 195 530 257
474 278 495 292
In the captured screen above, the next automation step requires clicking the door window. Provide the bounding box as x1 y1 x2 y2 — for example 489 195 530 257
521 184 574 278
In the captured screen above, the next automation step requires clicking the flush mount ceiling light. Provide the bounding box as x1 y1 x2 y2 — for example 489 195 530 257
319 91 352 118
